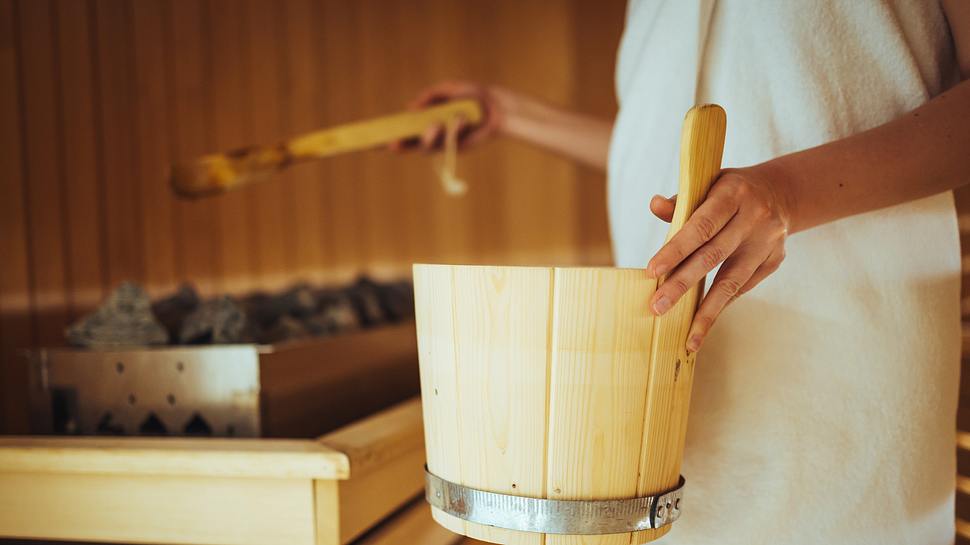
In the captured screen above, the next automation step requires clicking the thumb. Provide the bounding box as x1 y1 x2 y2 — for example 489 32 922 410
649 194 677 223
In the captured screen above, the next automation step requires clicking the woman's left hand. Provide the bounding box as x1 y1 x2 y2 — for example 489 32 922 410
646 166 793 352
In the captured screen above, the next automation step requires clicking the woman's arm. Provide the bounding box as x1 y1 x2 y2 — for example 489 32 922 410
771 79 970 234
498 89 613 171
396 81 613 171
646 4 970 352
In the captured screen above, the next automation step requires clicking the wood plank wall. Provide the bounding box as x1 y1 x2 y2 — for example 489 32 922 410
0 0 627 433
953 186 970 545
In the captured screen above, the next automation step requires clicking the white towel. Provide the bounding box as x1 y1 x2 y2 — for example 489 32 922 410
609 1 962 544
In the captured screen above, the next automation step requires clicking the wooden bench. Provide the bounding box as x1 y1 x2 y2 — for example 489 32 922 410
0 397 428 545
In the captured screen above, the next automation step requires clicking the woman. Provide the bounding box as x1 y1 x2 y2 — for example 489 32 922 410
401 1 970 544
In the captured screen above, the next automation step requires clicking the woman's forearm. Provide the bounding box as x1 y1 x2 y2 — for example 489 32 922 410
493 87 613 171
643 4 970 351
763 79 970 233
643 78 970 351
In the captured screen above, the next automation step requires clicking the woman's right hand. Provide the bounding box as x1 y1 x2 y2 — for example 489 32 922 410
391 81 510 153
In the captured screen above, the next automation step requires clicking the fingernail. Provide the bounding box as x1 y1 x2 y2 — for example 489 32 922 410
652 295 671 315
686 335 702 353
647 263 668 279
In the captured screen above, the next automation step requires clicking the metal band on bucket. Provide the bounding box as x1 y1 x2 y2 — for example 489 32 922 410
424 467 685 534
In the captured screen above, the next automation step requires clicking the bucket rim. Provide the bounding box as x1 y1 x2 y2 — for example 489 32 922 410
411 263 645 273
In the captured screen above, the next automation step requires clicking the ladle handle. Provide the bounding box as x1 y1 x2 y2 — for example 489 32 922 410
664 104 727 242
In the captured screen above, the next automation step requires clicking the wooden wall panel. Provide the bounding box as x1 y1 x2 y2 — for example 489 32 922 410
0 0 624 431
492 1 580 266
316 1 366 278
17 0 69 346
454 2 508 264
281 0 328 284
392 1 437 267
954 185 970 544
133 0 179 297
245 0 291 287
0 0 34 433
208 0 257 293
422 1 477 264
56 0 107 315
356 0 402 271
170 0 221 295
95 0 145 289
571 0 625 265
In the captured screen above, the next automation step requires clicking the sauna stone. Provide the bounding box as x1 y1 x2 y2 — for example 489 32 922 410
377 280 415 322
308 291 361 334
280 284 319 318
65 282 169 347
256 315 310 344
348 277 387 327
244 284 318 329
178 295 247 344
151 283 200 340
65 277 414 347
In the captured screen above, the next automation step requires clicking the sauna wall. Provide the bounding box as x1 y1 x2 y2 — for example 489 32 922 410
954 188 970 545
0 0 627 432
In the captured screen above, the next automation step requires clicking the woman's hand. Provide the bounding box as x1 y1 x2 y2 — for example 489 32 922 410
392 81 614 169
646 166 793 352
390 81 511 153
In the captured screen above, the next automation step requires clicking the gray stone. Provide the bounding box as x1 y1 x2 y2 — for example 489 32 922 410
179 296 247 344
65 282 169 347
243 283 318 329
151 283 200 340
347 276 386 327
257 315 310 344
309 290 361 335
377 280 415 322
279 284 318 318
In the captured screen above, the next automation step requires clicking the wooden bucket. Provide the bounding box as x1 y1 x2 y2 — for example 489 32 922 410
414 105 726 545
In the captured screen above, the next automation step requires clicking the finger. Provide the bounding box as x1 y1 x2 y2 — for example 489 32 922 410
421 123 444 151
389 136 416 152
646 188 740 278
449 115 470 150
649 194 677 223
409 81 470 109
649 216 749 316
738 248 785 295
389 134 425 152
410 86 452 109
684 247 771 352
460 109 500 148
